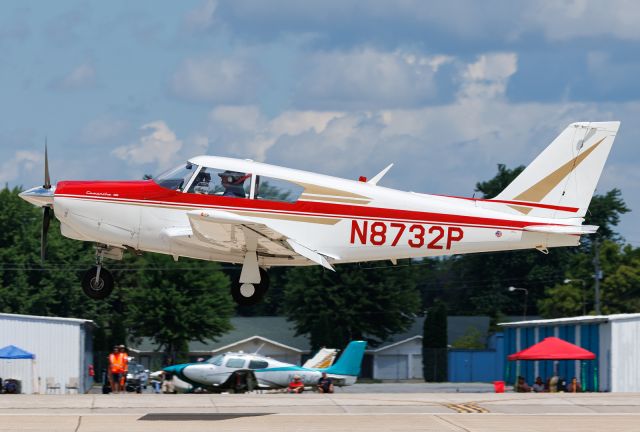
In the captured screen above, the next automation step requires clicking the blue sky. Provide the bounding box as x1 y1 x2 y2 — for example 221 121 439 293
1 0 639 244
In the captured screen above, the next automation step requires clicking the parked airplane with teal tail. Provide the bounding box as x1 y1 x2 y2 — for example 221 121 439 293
163 341 367 393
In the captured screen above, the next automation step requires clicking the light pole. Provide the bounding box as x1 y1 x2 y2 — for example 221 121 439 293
564 278 586 315
508 286 529 320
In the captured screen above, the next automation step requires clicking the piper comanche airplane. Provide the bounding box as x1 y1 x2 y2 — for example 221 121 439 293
20 121 619 305
163 341 366 393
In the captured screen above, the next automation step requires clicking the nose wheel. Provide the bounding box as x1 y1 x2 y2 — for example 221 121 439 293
81 266 114 300
231 268 269 306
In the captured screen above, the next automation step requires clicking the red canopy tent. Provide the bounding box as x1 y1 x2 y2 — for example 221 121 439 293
508 337 596 361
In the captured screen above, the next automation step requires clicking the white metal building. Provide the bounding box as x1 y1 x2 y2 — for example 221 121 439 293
0 313 94 394
500 313 640 392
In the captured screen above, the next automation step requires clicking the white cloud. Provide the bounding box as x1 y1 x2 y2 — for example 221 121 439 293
170 56 257 103
53 63 97 90
458 53 518 100
0 150 42 185
112 121 183 168
294 48 444 109
206 105 342 160
183 0 218 33
81 117 129 144
525 0 640 41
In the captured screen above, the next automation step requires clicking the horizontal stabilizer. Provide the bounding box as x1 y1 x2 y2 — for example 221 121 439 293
523 225 598 235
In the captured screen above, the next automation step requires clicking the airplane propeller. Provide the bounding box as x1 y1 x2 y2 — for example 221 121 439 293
41 141 52 263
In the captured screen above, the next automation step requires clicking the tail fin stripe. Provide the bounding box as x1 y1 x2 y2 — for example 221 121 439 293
513 137 604 204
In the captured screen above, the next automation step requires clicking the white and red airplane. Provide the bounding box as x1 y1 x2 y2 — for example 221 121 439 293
20 121 619 305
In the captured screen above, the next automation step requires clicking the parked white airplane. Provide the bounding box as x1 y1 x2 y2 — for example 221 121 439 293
20 122 619 305
163 341 366 392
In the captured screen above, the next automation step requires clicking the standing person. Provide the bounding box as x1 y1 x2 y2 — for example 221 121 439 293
317 372 334 394
109 346 124 393
119 345 129 393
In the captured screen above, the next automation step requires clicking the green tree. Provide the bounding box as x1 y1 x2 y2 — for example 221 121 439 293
451 327 485 349
422 302 447 381
283 261 420 350
123 253 234 363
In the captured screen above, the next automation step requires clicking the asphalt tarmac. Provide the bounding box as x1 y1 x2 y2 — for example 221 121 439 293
1 390 639 431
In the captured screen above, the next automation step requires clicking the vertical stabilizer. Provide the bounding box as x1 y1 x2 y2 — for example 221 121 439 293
323 341 367 376
488 121 619 219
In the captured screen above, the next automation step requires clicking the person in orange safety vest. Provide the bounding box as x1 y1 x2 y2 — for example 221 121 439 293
108 346 124 393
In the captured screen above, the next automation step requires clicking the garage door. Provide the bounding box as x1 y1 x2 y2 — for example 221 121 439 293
375 355 408 380
411 354 423 379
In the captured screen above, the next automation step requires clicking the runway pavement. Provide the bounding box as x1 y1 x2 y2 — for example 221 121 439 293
0 392 639 431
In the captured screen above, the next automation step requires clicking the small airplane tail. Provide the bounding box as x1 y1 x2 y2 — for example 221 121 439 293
322 341 367 376
484 122 620 220
302 348 338 369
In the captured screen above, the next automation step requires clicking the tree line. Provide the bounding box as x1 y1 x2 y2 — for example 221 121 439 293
0 165 637 360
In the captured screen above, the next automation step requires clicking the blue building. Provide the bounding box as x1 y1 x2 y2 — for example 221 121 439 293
500 314 640 392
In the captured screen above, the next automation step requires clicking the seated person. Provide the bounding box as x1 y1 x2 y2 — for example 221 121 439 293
566 377 582 393
317 372 334 394
287 375 305 394
532 376 545 393
515 376 531 392
218 171 250 198
549 374 559 392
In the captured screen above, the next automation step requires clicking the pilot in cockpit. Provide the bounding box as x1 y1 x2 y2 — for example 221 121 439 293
219 171 250 198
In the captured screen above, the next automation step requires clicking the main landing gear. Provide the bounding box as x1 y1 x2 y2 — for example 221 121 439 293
230 238 270 306
81 247 114 300
231 268 269 306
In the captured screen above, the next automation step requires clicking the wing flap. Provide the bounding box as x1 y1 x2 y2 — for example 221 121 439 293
186 209 337 266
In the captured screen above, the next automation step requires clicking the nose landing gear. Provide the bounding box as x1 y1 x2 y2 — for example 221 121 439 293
81 247 115 300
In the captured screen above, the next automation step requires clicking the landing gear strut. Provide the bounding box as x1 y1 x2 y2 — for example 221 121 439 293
231 268 269 306
81 247 114 300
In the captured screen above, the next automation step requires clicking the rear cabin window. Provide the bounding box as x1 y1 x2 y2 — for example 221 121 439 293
187 167 251 198
225 358 246 368
255 176 303 203
248 360 269 369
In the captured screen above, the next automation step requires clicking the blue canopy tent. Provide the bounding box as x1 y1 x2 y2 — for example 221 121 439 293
0 345 35 360
0 345 37 393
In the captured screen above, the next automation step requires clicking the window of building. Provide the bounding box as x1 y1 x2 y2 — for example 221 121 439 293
255 176 304 202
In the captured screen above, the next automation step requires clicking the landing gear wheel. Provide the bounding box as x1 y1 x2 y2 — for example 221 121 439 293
81 266 114 300
231 268 269 306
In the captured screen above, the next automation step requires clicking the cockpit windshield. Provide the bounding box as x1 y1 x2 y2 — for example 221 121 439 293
206 354 224 366
154 163 197 191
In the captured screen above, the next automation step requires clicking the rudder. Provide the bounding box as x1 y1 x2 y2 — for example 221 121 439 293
323 341 367 376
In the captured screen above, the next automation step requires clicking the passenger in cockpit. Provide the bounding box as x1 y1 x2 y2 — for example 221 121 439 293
219 171 250 198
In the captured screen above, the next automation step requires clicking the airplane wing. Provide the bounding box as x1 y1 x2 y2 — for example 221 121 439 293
174 209 336 270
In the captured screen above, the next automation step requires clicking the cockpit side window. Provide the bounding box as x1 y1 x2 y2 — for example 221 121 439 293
187 167 252 198
154 163 197 192
225 358 246 368
248 360 269 369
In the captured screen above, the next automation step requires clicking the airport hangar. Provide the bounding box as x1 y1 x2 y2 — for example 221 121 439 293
0 313 94 394
129 316 491 381
499 313 640 392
